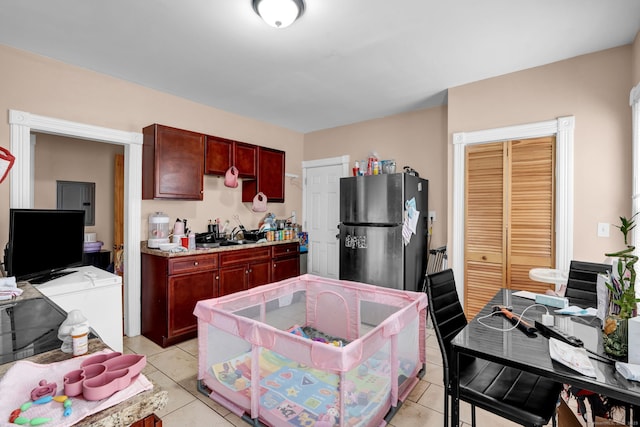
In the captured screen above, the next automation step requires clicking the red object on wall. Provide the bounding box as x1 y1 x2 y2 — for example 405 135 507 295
0 146 15 184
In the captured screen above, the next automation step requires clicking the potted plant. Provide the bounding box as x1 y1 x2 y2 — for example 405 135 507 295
603 214 640 358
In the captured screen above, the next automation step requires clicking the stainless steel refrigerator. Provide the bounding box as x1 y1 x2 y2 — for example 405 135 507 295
339 173 428 292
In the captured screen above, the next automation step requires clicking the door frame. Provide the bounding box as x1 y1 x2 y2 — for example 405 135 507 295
452 116 574 300
301 155 350 274
8 109 143 336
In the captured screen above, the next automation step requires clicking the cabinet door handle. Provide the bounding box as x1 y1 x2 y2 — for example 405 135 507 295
482 256 487 261
246 270 249 274
273 263 277 268
194 261 199 266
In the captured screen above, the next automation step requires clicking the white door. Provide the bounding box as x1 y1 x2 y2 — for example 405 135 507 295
303 156 349 278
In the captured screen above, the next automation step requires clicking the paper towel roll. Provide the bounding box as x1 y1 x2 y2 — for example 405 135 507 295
84 232 97 242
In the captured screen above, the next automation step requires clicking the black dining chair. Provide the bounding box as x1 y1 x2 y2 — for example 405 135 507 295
424 269 562 427
564 260 611 309
563 261 632 424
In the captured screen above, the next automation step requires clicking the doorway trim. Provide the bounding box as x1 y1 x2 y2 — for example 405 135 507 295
8 109 143 336
452 116 574 298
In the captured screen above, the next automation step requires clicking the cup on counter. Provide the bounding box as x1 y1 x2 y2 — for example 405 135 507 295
181 236 189 249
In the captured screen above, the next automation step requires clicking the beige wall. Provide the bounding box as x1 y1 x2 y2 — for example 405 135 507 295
3 35 639 278
448 45 634 265
33 133 123 252
304 106 448 248
0 44 304 252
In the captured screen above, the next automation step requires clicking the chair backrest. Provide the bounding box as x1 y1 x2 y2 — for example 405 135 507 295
424 269 468 374
565 260 611 309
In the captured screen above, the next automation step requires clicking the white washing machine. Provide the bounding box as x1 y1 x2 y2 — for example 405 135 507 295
35 265 123 352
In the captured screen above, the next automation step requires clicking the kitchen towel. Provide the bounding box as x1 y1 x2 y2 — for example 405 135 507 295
0 349 153 427
0 276 22 301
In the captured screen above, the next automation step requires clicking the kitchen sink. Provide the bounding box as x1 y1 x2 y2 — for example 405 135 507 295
219 240 244 246
195 242 220 249
195 240 246 248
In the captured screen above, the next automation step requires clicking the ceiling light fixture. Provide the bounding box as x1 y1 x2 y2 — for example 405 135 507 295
252 0 305 29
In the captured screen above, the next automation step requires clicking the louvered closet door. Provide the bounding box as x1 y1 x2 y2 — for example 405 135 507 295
508 137 555 293
464 137 555 319
465 142 506 318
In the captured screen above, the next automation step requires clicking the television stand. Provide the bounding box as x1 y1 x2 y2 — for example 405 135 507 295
30 270 76 284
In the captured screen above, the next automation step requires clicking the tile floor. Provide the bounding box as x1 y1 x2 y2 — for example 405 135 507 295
123 325 534 427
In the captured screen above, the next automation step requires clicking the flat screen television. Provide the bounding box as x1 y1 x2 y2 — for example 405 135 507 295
4 209 85 283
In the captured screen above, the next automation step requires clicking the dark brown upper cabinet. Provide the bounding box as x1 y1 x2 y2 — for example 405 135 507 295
142 124 205 200
242 146 285 203
204 135 233 175
234 141 258 179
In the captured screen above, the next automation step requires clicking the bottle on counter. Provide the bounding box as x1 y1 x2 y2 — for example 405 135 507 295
58 309 89 354
188 231 196 250
72 324 89 356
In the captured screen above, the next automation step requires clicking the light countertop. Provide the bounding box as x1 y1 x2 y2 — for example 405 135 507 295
141 238 299 258
0 281 168 426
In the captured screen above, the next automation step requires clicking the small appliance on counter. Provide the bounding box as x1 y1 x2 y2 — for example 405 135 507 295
147 212 170 248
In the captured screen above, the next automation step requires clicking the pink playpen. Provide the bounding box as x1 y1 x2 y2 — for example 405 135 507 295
194 274 427 427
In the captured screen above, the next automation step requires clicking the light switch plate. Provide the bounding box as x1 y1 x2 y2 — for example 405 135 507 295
597 222 610 237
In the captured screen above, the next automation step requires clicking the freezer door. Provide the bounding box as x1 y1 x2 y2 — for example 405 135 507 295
339 224 403 289
340 174 403 224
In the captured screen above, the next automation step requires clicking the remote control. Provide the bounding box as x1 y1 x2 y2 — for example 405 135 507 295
534 320 584 347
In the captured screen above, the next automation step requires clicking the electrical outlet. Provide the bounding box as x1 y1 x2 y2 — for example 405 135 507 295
597 222 610 237
429 210 436 222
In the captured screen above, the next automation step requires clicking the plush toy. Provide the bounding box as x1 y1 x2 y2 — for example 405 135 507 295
316 404 339 426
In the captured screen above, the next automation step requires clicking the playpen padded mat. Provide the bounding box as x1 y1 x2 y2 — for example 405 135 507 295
210 346 415 426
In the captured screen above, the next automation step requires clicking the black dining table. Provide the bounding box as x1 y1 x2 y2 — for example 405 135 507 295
450 289 640 426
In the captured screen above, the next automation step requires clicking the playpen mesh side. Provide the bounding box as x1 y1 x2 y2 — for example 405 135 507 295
195 275 427 426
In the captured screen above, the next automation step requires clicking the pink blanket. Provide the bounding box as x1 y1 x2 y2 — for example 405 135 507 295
0 350 152 426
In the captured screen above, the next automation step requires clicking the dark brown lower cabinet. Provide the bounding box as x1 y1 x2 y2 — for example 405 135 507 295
141 253 218 347
130 413 162 427
218 247 271 296
141 243 299 347
271 242 300 282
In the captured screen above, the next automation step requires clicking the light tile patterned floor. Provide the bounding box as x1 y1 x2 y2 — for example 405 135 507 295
123 324 536 427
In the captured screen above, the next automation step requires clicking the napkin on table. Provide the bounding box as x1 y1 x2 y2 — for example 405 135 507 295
548 337 596 377
615 362 640 381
